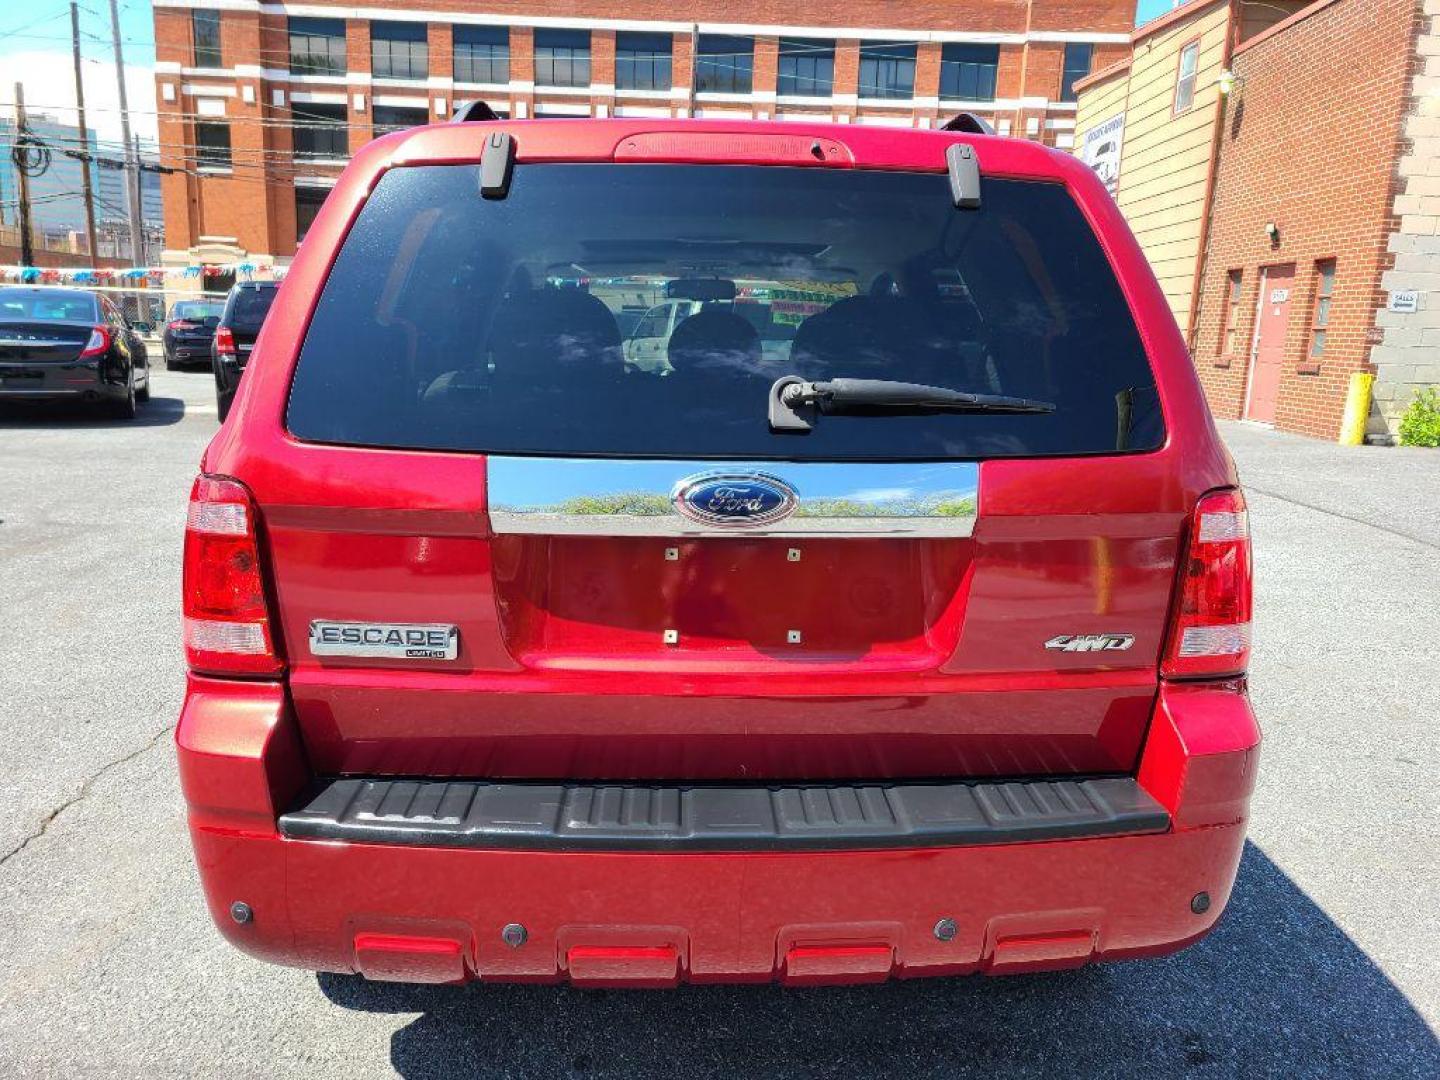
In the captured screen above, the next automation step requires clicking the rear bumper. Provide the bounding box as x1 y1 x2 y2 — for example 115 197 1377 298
0 362 127 401
165 339 212 364
176 678 1259 986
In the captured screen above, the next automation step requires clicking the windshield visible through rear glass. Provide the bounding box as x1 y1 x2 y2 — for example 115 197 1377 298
287 163 1163 459
172 301 223 321
0 289 99 323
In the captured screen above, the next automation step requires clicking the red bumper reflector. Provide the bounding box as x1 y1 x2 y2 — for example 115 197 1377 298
987 931 1095 974
782 944 894 985
565 945 681 987
353 933 466 984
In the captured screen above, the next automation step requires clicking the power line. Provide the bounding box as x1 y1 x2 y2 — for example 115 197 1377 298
0 11 72 38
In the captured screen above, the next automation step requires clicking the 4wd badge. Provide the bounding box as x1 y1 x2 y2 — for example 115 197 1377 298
309 621 459 660
1044 633 1136 653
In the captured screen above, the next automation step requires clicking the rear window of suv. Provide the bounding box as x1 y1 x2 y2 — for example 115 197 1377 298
287 163 1163 459
226 287 278 334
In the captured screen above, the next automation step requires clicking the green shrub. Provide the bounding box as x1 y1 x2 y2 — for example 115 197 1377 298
1398 387 1440 447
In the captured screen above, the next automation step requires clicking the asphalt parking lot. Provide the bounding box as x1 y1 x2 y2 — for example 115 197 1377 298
1 368 1436 1078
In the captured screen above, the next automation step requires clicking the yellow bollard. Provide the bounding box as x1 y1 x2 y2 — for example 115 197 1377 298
1338 371 1374 446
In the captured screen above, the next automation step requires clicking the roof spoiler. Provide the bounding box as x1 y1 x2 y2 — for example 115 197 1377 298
451 100 502 123
940 112 995 135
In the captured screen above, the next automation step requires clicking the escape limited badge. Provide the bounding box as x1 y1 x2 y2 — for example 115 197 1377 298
309 621 459 660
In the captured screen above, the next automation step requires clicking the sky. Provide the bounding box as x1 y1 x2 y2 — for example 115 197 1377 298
0 1 158 148
1136 0 1186 23
0 0 1171 149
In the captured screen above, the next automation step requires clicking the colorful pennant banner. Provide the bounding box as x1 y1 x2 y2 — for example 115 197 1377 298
0 263 287 286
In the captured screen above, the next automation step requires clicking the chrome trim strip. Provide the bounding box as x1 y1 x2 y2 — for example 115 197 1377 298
487 457 979 538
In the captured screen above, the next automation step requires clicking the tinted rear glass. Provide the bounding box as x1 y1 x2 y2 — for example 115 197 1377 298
287 164 1162 459
227 288 278 333
0 289 99 322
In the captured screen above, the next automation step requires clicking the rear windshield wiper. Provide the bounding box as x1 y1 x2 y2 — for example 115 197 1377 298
769 376 1055 432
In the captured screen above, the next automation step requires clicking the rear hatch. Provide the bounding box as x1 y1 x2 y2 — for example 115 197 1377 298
223 286 277 369
259 156 1179 782
0 322 93 365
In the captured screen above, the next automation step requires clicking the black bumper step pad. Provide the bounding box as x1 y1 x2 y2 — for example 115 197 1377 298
278 776 1169 852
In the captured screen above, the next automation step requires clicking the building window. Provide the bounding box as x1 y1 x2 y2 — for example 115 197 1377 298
1223 270 1243 356
534 29 591 88
371 22 428 81
1174 40 1200 114
939 43 998 101
859 41 916 100
454 26 508 85
695 35 753 94
291 102 347 160
1060 42 1093 102
192 10 222 69
777 38 834 97
288 17 347 77
295 186 328 244
615 32 672 92
1309 260 1336 359
371 105 429 136
195 122 231 169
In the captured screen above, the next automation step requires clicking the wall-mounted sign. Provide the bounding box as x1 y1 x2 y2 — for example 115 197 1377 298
1388 289 1420 314
1081 113 1125 194
1270 288 1290 304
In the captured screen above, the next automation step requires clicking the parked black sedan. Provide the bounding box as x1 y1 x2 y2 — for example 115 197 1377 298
0 286 149 418
162 298 224 369
212 281 279 421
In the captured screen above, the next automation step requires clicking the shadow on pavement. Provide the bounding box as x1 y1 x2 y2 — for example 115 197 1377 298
317 844 1438 1078
0 395 187 429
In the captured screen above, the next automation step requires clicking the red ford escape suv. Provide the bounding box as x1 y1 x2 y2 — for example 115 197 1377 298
176 115 1257 988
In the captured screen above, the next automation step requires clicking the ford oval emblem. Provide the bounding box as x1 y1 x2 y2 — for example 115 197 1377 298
673 472 799 529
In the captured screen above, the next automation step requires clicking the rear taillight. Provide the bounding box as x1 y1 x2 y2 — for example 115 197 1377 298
214 326 236 356
167 319 193 331
1162 488 1252 680
79 325 110 359
182 475 283 677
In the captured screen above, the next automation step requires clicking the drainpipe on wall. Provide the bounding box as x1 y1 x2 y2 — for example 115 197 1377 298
688 23 698 118
1185 0 1239 354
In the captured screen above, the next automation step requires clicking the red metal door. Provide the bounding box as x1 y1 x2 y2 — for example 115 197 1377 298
1245 264 1295 424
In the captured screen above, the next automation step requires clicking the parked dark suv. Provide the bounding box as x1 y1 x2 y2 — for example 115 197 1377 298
211 281 279 421
177 119 1257 988
163 299 224 369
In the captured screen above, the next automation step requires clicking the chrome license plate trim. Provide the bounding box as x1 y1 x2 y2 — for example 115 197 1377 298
487 457 979 538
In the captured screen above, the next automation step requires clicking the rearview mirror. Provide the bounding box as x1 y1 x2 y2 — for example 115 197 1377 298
666 278 736 302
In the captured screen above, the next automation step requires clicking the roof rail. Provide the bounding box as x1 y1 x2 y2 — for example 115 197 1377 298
451 100 502 123
940 113 995 136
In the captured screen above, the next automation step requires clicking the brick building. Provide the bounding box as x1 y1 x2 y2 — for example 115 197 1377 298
1190 0 1433 441
1070 1 1312 341
150 0 1134 287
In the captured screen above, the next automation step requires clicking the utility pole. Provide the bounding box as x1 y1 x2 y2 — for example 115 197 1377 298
71 2 100 267
133 132 148 263
12 83 35 268
107 0 144 266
